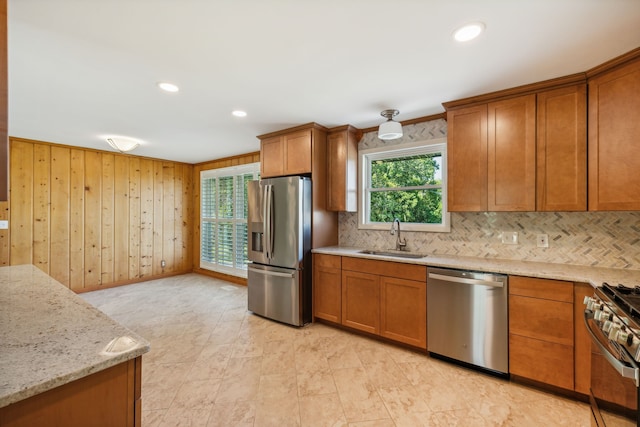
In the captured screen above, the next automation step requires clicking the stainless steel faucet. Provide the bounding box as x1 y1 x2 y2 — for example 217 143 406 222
390 218 407 251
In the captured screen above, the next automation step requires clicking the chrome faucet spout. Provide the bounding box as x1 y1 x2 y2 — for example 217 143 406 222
391 218 407 251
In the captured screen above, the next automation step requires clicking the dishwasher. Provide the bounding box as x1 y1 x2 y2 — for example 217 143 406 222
427 267 508 375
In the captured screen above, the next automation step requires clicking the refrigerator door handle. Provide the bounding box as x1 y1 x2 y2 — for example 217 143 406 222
265 184 275 260
248 267 295 278
262 184 270 259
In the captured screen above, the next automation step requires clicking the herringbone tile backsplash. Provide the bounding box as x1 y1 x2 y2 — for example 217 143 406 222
338 119 640 270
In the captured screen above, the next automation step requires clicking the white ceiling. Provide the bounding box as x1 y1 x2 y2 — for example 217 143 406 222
8 0 640 164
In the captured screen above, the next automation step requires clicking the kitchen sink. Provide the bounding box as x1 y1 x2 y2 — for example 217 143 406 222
359 249 427 259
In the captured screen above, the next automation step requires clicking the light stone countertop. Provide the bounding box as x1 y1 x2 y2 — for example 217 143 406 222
0 265 150 408
313 246 640 287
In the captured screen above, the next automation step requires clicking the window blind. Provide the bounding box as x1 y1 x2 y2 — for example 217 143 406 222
200 164 259 277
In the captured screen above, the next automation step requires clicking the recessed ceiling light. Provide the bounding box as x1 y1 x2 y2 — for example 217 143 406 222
157 82 179 93
232 110 247 117
453 22 485 42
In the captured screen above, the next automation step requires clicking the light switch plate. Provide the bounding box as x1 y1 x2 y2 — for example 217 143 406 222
501 231 518 245
0 220 7 229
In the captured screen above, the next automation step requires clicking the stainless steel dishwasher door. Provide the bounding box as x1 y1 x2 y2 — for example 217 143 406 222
427 267 509 374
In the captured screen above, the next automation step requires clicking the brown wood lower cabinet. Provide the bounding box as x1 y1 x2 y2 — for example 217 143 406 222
0 357 142 427
316 258 590 383
509 276 575 391
315 255 427 350
313 253 342 323
380 276 427 349
342 269 380 334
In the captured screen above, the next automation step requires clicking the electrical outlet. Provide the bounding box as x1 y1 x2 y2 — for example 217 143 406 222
161 260 166 268
0 220 7 229
537 234 549 248
501 231 519 245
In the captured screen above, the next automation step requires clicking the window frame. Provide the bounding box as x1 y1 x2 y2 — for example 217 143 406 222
200 162 260 278
358 138 450 232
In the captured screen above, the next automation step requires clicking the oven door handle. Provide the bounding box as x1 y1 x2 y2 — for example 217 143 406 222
584 309 640 387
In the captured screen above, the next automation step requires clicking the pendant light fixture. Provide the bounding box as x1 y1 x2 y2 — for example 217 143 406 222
378 109 403 140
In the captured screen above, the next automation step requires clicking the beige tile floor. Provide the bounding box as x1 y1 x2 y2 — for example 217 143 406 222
81 273 591 426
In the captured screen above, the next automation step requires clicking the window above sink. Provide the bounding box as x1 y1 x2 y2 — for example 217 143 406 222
358 138 451 233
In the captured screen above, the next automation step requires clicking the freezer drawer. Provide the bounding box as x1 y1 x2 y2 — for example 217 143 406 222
247 264 307 326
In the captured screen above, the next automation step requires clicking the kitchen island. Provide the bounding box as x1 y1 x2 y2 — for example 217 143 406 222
0 264 150 426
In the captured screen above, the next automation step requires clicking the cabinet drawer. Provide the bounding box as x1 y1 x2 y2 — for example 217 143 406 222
342 257 426 282
509 276 573 302
509 295 573 346
510 334 574 390
314 253 341 269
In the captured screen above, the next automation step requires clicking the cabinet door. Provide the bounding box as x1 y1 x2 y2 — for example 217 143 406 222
446 105 488 211
313 254 341 323
284 130 312 175
537 84 587 211
487 95 536 211
327 129 358 212
588 58 640 210
380 276 426 349
261 136 284 178
341 270 379 334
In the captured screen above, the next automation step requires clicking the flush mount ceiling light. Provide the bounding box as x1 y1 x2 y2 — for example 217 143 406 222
453 22 485 42
378 109 403 140
232 110 247 117
157 82 179 92
106 136 141 153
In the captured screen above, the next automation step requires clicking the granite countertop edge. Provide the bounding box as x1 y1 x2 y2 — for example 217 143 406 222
0 265 151 409
312 246 640 287
1 344 150 408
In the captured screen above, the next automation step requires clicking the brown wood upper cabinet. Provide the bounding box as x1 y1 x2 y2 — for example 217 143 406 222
327 125 360 212
487 95 536 211
447 105 488 211
537 84 587 211
588 53 640 210
447 94 536 211
446 81 587 212
260 129 312 178
258 123 338 249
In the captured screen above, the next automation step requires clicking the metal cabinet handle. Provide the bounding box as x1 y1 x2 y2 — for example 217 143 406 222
428 273 504 288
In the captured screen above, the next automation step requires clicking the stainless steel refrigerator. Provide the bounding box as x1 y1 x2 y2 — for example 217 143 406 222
247 176 312 326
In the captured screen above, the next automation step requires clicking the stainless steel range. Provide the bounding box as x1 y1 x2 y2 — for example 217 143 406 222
584 283 640 426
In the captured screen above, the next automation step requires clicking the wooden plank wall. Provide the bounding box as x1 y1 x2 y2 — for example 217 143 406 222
192 151 260 285
8 138 194 291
